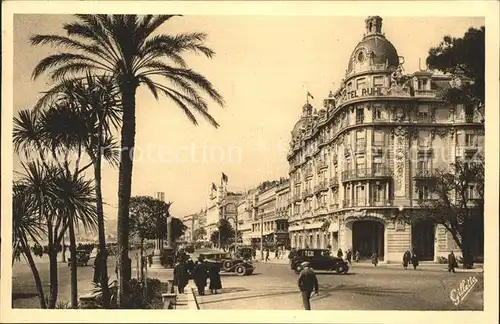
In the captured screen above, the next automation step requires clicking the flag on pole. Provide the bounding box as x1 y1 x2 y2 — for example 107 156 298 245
221 172 228 183
211 183 217 191
307 92 314 99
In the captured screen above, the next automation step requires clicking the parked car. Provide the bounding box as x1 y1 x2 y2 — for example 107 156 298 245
290 248 349 274
199 251 254 276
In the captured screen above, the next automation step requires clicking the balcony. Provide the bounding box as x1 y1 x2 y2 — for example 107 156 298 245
417 145 433 155
304 168 313 178
372 141 384 154
342 200 351 208
329 203 339 210
314 181 328 194
293 193 302 203
414 89 437 98
341 167 392 182
352 199 368 207
356 116 365 125
368 198 393 207
301 189 313 200
314 205 328 215
317 159 328 170
416 113 434 123
329 177 339 187
465 114 474 123
413 169 435 179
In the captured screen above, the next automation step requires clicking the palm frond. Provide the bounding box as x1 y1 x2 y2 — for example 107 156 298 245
13 109 43 156
31 53 107 80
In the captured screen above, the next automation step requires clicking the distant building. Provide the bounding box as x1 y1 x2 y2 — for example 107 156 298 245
286 16 484 262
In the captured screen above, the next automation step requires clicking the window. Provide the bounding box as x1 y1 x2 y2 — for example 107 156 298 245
417 185 430 200
371 184 384 202
373 156 383 173
418 130 431 147
356 107 365 124
357 51 365 62
356 158 365 173
417 159 431 173
467 185 476 199
347 82 352 91
466 133 477 147
418 78 428 90
356 130 366 150
373 130 384 146
373 105 382 120
373 76 384 88
356 185 365 204
356 78 367 89
418 105 430 120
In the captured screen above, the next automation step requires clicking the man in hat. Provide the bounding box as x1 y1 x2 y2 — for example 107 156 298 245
297 261 319 310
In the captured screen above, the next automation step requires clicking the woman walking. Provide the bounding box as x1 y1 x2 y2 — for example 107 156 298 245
411 250 419 270
371 252 378 267
208 266 222 294
402 250 411 270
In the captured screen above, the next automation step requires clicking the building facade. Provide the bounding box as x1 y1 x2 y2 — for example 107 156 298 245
237 189 257 246
287 16 484 263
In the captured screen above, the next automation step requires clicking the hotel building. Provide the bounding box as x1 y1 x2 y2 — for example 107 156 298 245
286 16 484 263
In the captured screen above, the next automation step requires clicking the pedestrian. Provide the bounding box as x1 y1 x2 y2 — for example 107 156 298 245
371 252 378 267
448 251 458 273
173 260 190 294
411 250 419 270
346 249 352 265
208 265 222 294
354 250 360 262
402 250 411 270
265 249 270 262
252 249 257 260
93 250 102 284
275 249 279 259
337 248 343 259
147 253 153 267
297 261 319 310
193 260 208 295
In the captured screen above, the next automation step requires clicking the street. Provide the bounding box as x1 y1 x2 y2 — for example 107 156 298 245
196 262 483 310
12 256 117 308
12 256 483 310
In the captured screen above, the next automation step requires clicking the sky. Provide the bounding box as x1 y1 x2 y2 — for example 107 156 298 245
12 15 484 221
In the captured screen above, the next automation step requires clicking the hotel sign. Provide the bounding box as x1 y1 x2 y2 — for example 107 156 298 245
342 87 387 101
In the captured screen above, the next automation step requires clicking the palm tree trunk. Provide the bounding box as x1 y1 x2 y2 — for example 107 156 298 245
94 159 110 308
46 217 59 308
68 219 78 308
117 81 138 308
140 237 144 282
21 237 47 308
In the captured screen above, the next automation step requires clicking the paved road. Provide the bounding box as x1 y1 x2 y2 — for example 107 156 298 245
12 256 118 308
196 262 483 310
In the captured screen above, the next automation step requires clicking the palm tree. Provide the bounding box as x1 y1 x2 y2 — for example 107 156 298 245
30 14 225 307
13 108 100 308
12 183 48 308
36 74 121 307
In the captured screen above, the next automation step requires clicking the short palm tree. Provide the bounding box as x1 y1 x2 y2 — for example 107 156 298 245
12 183 48 308
31 14 225 307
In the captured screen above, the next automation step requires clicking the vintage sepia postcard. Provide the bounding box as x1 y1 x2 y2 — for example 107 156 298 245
1 1 499 323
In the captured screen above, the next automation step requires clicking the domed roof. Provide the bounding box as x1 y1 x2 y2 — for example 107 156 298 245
347 16 400 74
291 116 308 137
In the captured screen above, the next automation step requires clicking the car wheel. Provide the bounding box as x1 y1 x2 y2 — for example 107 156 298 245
294 264 302 274
223 260 233 271
235 265 246 276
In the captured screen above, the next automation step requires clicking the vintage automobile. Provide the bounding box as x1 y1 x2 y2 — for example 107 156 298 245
290 249 349 274
68 250 91 267
199 251 254 276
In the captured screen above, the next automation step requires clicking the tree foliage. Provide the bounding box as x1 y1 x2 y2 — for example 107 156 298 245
210 218 235 249
409 158 484 268
426 26 485 116
192 227 207 241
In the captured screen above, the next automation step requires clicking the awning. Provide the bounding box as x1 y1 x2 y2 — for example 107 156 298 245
328 222 339 232
304 222 324 230
288 225 302 232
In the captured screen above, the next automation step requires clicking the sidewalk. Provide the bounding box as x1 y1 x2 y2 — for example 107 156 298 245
255 258 484 273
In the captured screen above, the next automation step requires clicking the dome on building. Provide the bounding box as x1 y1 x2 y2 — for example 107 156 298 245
347 16 400 75
291 102 313 137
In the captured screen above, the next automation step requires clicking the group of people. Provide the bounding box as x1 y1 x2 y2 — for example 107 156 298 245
402 249 420 270
173 258 223 295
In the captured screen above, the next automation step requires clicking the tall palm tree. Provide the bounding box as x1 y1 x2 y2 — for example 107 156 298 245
30 14 225 307
12 183 48 309
37 74 121 307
